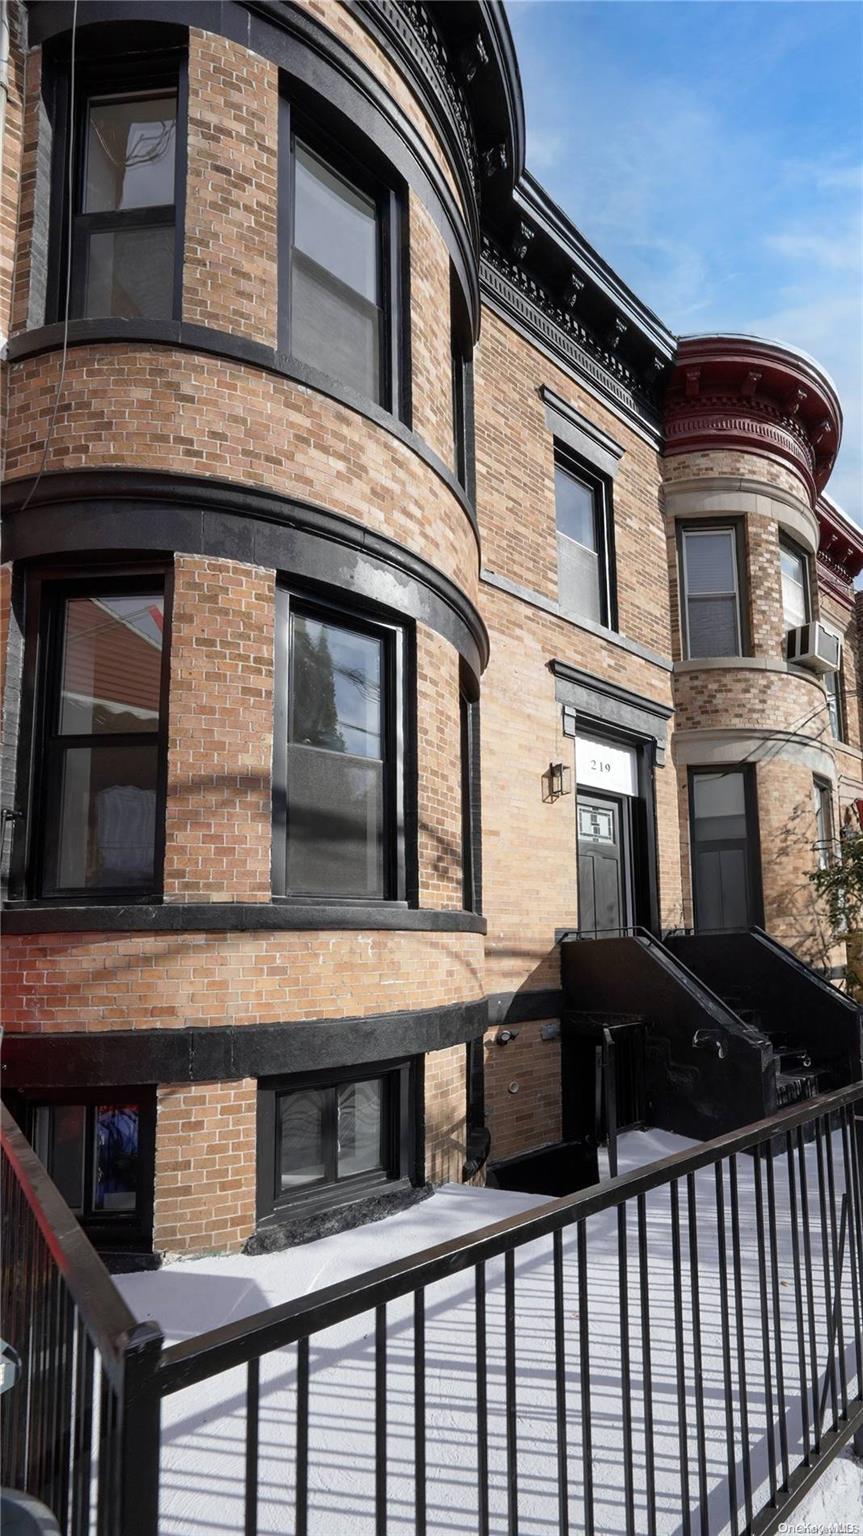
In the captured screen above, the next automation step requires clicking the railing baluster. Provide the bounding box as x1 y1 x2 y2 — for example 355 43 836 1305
824 1113 849 1417
815 1116 839 1431
553 1230 570 1536
729 1156 753 1530
840 1108 863 1398
295 1337 310 1536
848 1109 863 1315
617 1209 634 1536
375 1303 387 1536
637 1193 656 1536
784 1132 811 1468
714 1161 739 1535
71 1319 94 1536
686 1172 709 1536
244 1356 260 1536
475 1262 490 1536
577 1221 595 1536
796 1126 821 1455
414 1290 427 1536
765 1139 790 1491
504 1248 519 1536
670 1181 691 1536
749 1155 777 1499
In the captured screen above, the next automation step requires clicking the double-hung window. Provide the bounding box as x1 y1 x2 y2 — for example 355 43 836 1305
780 539 810 635
460 678 482 913
32 579 167 899
68 69 180 321
813 777 835 871
825 649 845 740
680 526 743 658
280 106 399 410
555 452 615 627
273 591 405 902
257 1061 413 1225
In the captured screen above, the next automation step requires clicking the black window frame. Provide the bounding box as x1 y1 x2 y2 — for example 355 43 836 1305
11 1085 156 1253
554 446 617 631
779 535 812 636
460 666 482 914
256 1058 416 1227
48 45 187 325
278 98 405 418
15 568 171 904
272 585 409 905
813 775 835 870
678 519 749 660
450 267 474 496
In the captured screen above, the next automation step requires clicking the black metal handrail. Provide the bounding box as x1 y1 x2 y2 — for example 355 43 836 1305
4 1086 863 1536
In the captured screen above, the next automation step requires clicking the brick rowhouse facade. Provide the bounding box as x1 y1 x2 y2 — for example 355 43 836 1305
1 0 861 1261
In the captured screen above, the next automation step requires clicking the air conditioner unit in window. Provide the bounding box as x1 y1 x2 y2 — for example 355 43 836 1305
786 622 841 675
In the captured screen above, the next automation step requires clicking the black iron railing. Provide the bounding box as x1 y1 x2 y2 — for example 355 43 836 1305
0 1105 162 1535
3 1087 863 1535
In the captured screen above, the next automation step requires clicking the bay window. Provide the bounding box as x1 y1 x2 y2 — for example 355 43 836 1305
680 526 743 658
780 539 811 635
30 577 167 900
272 590 406 902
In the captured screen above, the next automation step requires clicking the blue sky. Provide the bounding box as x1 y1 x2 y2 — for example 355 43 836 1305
506 0 863 518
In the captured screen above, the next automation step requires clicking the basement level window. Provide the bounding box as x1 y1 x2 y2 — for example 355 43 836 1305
256 1062 415 1226
20 1088 155 1251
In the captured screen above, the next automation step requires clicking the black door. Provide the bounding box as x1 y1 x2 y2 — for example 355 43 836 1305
689 767 762 930
577 791 630 936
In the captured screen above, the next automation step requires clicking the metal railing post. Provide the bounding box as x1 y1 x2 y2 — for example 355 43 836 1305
118 1321 164 1536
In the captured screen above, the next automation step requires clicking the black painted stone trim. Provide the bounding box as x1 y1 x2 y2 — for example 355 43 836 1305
2 469 489 675
1 901 488 935
0 999 490 1087
5 321 478 534
552 658 673 765
245 1180 430 1255
486 989 564 1026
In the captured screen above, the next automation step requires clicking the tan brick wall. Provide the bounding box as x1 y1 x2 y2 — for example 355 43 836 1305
164 556 275 902
478 582 680 994
1 929 485 1033
183 31 278 345
662 448 811 506
484 1021 561 1163
153 1078 257 1254
4 348 479 601
424 1042 467 1185
745 514 786 655
416 625 463 910
409 192 454 469
673 665 827 739
756 756 840 967
474 306 672 659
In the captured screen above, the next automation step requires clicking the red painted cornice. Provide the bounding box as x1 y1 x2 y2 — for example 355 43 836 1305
662 335 842 505
817 496 863 608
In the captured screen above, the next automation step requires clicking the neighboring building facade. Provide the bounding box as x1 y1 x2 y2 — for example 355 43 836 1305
1 0 860 1262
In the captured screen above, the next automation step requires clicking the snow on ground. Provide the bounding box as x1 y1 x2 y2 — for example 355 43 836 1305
118 1128 863 1536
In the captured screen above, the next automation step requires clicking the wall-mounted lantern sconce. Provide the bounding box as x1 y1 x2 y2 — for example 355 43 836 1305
497 1029 520 1047
544 761 572 802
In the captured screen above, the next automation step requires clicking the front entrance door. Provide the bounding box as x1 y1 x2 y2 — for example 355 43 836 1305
577 791 631 936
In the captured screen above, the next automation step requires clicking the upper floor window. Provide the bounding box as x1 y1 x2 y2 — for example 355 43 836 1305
451 272 473 491
280 106 400 411
780 539 811 634
30 578 167 899
555 452 615 628
273 590 406 903
460 679 482 913
680 526 742 658
70 70 180 321
823 629 845 740
813 777 835 870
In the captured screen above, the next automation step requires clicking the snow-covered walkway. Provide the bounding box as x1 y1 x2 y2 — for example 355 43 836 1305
119 1129 863 1536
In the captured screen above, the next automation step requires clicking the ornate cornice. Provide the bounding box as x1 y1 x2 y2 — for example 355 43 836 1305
816 496 863 609
480 236 663 444
663 336 842 504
